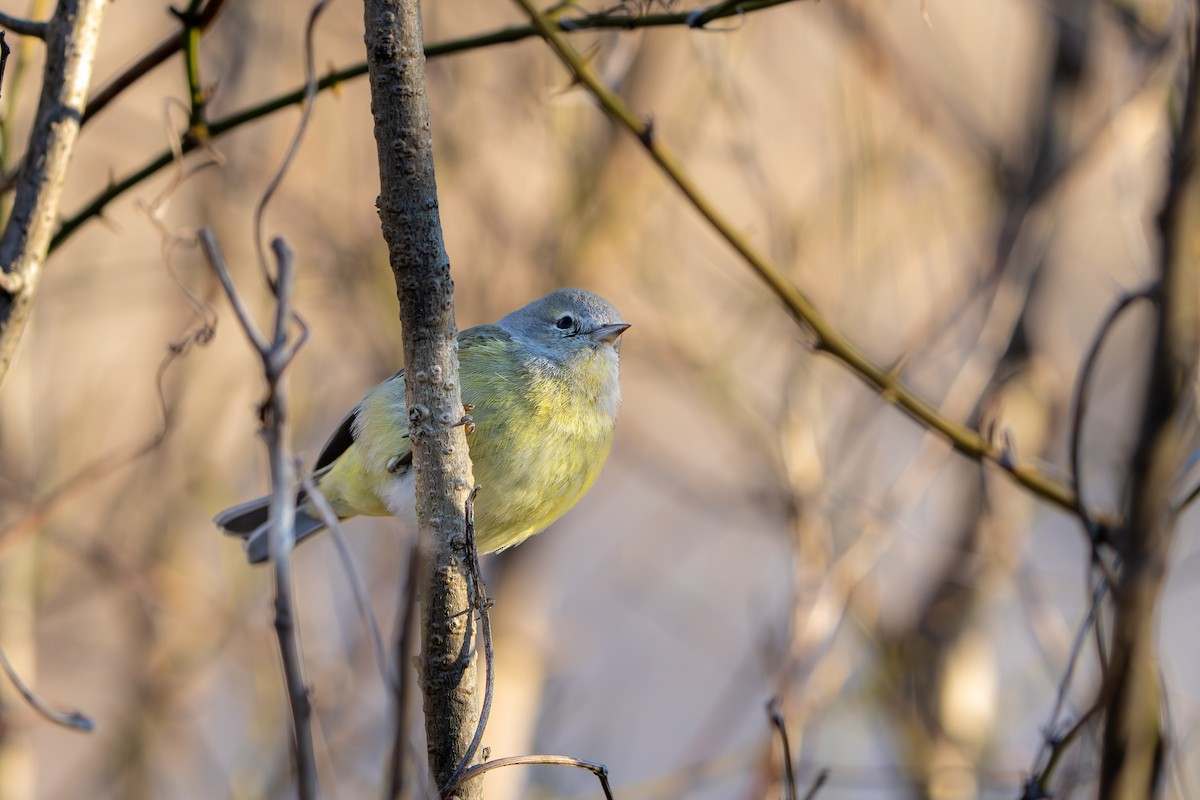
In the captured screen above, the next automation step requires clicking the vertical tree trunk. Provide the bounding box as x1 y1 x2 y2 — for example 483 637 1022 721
362 0 481 795
1099 15 1200 797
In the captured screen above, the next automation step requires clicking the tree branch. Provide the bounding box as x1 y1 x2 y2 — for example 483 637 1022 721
511 0 1121 535
199 229 319 799
0 646 93 732
0 0 107 387
0 12 47 40
1098 13 1200 797
362 0 480 795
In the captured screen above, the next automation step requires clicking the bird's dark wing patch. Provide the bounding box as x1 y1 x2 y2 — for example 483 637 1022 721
314 369 405 472
314 407 359 472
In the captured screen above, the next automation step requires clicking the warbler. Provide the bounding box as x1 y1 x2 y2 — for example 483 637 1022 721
215 289 629 563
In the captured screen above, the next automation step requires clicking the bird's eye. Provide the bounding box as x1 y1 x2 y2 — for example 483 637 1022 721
555 315 575 331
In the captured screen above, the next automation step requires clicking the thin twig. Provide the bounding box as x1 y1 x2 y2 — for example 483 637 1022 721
0 647 93 731
386 541 421 800
1067 285 1158 542
300 475 391 689
198 229 318 799
177 0 209 137
766 698 797 800
440 488 495 798
800 769 829 800
444 755 614 800
510 0 1123 539
254 0 330 289
1024 575 1110 795
0 12 47 40
1176 477 1200 513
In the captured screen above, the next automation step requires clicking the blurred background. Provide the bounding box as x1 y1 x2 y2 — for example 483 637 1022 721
0 0 1196 797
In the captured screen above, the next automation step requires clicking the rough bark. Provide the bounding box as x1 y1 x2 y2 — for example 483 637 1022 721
0 0 108 387
362 0 481 795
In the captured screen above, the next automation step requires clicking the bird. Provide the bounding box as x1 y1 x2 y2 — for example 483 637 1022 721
214 288 629 563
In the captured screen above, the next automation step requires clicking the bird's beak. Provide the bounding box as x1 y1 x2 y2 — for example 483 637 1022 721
590 323 631 344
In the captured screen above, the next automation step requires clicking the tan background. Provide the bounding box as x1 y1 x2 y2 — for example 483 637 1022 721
0 0 1195 798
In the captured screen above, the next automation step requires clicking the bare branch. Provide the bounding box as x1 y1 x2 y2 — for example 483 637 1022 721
363 0 479 794
0 647 93 732
199 229 318 799
1099 13 1200 797
445 755 614 800
1024 575 1110 796
510 0 1123 538
1068 286 1158 542
300 475 391 689
0 12 47 40
254 0 331 289
801 769 829 800
0 0 108 387
766 699 797 800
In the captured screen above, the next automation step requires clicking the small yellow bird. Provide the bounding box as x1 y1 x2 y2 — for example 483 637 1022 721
215 289 629 563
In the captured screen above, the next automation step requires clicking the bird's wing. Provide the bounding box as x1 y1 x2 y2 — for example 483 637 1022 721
458 324 514 351
313 369 404 472
315 327 512 474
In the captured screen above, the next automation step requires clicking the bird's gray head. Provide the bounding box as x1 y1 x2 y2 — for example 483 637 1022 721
499 289 629 363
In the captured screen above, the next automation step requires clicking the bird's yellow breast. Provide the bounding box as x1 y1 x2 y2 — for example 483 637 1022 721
461 340 620 552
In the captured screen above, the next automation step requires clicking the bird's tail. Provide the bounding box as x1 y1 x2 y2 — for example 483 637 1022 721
213 495 328 565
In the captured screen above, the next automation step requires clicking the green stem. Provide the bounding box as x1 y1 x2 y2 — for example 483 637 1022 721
181 4 206 136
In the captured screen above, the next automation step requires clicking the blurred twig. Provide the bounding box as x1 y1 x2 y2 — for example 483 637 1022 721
0 321 204 554
254 0 330 289
198 230 318 799
445 755 615 800
0 646 93 732
801 769 829 800
300 475 391 688
0 12 46 40
766 698 797 800
1067 285 1157 572
194 10 331 795
386 541 421 800
512 0 1121 542
1098 9 1200 796
1024 575 1110 796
